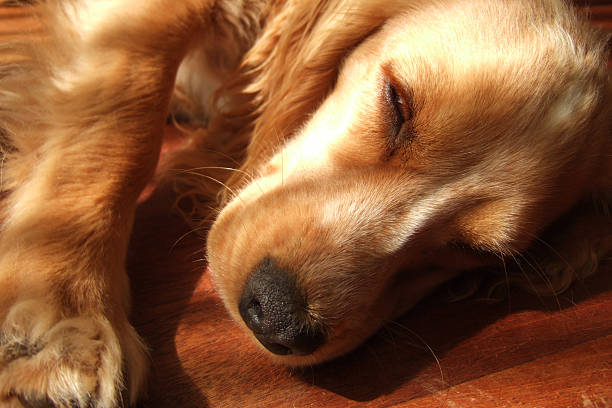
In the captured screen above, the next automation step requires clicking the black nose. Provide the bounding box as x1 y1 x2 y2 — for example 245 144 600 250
238 258 325 356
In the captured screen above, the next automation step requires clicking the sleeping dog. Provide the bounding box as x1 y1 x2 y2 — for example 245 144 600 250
0 0 610 406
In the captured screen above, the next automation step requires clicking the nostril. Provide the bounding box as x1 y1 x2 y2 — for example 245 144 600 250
238 258 325 356
239 292 269 334
244 299 263 329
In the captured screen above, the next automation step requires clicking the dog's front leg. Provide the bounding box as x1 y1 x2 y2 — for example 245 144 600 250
0 1 218 406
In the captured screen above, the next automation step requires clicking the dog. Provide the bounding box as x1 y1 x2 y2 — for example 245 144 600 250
0 0 610 406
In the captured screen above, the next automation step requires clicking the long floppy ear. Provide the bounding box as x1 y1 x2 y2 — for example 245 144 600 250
211 0 420 201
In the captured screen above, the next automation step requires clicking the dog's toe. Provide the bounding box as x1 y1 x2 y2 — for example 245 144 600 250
0 300 145 408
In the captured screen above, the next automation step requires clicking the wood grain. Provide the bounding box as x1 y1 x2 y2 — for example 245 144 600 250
128 207 612 408
1 2 611 407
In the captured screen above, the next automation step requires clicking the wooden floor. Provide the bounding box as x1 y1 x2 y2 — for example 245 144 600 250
128 205 612 408
2 2 612 407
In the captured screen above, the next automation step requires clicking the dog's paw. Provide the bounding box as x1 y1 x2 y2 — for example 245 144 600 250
516 210 612 296
0 300 147 408
541 233 611 293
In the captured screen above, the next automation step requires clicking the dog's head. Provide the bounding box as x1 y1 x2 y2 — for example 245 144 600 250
206 0 610 365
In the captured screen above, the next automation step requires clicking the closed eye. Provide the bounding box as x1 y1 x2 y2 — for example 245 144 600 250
382 71 415 157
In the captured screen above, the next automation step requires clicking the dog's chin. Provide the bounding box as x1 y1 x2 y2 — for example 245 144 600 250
256 343 352 367
247 324 383 367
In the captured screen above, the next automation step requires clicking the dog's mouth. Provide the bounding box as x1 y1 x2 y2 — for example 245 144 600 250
220 237 502 361
254 336 293 356
252 331 324 356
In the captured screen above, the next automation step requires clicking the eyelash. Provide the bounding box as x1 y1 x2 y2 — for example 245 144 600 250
382 77 415 156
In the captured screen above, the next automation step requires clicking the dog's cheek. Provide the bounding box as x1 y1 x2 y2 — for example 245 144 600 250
311 266 459 362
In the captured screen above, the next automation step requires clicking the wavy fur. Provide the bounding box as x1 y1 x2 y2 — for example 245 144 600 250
0 0 610 405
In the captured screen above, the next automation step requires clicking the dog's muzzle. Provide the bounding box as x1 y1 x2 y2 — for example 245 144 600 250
238 258 325 356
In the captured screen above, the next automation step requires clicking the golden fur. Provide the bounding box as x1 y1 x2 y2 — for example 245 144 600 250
0 0 610 406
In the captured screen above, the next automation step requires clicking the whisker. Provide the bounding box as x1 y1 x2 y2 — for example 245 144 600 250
177 170 245 205
387 320 445 388
197 147 244 168
513 251 562 311
526 232 573 274
188 246 207 261
181 166 257 185
382 324 420 349
491 246 512 310
522 251 563 311
169 224 209 254
506 251 545 306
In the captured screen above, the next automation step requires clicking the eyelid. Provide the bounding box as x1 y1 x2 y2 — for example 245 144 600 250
384 78 405 132
380 65 417 158
382 66 414 122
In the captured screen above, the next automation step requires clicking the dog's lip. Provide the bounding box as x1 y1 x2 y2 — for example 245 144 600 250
251 330 324 356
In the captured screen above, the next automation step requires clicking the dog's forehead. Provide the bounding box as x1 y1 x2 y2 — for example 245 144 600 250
352 2 582 93
335 6 601 147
